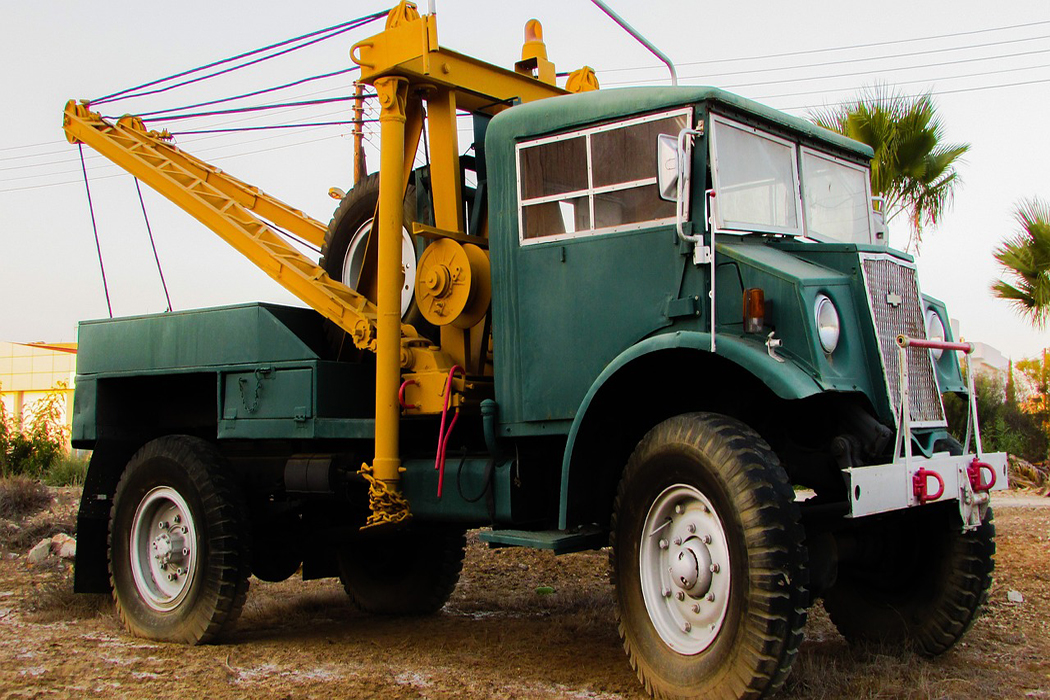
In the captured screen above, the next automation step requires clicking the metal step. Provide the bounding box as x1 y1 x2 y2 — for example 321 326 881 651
479 526 606 554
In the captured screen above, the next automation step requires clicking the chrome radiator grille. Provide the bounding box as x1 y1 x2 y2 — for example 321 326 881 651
861 255 946 426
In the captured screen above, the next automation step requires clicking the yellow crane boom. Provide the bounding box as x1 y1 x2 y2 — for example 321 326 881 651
61 102 404 352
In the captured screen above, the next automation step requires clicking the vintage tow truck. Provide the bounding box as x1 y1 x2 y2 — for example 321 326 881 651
64 3 1006 698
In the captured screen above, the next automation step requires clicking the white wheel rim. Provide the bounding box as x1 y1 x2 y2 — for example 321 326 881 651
129 486 198 612
341 218 417 317
639 484 732 655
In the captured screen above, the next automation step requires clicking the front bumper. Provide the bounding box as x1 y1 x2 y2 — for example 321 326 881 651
845 451 1008 530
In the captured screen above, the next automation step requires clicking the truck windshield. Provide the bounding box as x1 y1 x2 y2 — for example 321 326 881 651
710 114 873 244
710 116 801 236
800 148 873 244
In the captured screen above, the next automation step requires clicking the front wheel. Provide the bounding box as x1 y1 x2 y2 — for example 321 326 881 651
109 435 250 644
823 503 995 656
612 413 808 699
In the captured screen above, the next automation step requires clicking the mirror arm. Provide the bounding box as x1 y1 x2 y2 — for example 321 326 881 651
675 127 702 245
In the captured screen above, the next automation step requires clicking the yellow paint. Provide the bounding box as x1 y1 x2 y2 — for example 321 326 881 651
425 89 464 234
565 66 600 93
372 76 411 498
351 13 567 114
415 240 491 329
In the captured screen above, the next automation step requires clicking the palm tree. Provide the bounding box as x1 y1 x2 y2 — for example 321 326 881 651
809 87 969 251
992 197 1050 329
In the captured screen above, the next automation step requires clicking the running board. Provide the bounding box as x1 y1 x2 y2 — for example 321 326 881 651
479 526 606 554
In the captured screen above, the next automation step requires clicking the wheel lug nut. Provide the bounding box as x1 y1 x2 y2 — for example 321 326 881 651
706 593 715 602
658 539 668 550
182 548 189 556
674 505 683 514
675 592 685 601
691 604 701 613
673 537 682 546
173 515 181 524
167 573 176 581
159 521 168 530
661 586 671 597
710 563 720 574
686 523 696 534
702 504 710 513
683 622 692 632
703 534 712 545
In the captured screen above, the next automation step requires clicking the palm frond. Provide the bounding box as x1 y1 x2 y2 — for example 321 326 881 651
807 85 969 251
993 197 1050 329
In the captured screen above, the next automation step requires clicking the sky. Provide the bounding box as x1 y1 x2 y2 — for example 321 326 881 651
1 0 1048 361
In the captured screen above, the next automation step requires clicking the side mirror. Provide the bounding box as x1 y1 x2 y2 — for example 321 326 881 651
657 133 680 201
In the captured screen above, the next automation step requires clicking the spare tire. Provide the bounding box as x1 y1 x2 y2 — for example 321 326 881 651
320 173 430 358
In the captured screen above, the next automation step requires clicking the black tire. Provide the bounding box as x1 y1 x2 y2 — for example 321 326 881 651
337 526 465 615
823 503 995 656
320 173 430 357
611 413 808 700
108 435 251 644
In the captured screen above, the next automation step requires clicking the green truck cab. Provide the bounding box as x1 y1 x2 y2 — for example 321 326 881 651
71 85 1005 698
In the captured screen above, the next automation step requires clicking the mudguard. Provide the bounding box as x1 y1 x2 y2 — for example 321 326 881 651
558 331 825 529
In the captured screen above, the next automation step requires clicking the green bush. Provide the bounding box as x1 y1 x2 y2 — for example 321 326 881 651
42 452 90 487
0 383 72 480
945 366 1049 463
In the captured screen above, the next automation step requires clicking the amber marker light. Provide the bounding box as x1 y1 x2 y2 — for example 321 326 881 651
743 288 765 333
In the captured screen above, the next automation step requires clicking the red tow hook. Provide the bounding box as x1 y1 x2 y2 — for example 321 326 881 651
913 468 945 503
967 458 997 493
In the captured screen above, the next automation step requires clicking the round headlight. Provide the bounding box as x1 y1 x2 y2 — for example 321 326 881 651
925 309 945 360
814 294 840 354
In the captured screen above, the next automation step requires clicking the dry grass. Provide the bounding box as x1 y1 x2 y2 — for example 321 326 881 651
0 476 52 520
1010 456 1050 494
22 574 111 624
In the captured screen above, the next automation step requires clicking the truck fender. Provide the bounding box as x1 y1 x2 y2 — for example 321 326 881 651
558 331 824 529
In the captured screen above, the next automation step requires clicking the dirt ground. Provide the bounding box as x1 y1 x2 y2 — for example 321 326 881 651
0 489 1048 700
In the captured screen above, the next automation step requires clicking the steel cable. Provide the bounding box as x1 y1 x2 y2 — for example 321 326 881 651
91 10 386 105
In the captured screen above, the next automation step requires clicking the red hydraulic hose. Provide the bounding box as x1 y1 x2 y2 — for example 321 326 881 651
435 366 464 497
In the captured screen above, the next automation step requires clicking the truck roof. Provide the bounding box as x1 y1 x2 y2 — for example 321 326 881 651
488 86 874 159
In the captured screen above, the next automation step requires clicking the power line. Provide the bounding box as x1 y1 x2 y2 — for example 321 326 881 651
0 103 362 183
135 68 360 118
597 19 1050 74
126 96 360 123
170 120 376 135
773 76 1050 112
603 33 1050 85
719 48 1050 91
0 132 347 194
751 67 1050 102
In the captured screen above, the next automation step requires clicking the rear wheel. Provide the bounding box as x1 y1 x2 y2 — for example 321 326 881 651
108 435 250 644
612 413 808 699
337 526 465 615
823 503 995 656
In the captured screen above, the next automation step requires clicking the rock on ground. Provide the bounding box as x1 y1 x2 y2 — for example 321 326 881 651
26 539 50 565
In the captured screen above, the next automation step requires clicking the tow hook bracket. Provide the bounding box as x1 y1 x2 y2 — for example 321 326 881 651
912 468 944 503
967 458 996 493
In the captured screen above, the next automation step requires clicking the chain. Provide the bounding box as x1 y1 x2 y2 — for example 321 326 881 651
237 367 271 414
358 463 412 529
